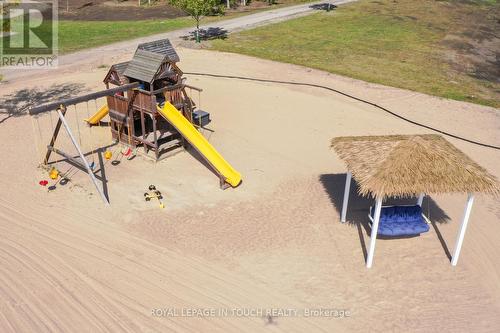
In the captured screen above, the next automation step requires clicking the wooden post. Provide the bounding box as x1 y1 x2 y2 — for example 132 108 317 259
341 172 352 223
150 95 159 160
44 106 67 165
47 146 105 182
152 113 159 160
47 146 87 171
181 87 193 123
57 109 109 205
126 89 138 148
220 177 230 190
140 94 147 154
366 197 383 268
451 193 475 266
30 82 139 115
128 110 135 148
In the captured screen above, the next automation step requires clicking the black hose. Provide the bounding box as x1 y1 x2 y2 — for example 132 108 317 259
184 72 500 151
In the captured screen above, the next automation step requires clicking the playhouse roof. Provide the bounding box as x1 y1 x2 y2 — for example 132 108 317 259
138 39 179 62
112 61 130 75
123 39 180 83
103 61 130 85
330 134 499 199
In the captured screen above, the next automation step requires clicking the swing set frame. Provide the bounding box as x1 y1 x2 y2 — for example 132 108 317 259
29 82 140 206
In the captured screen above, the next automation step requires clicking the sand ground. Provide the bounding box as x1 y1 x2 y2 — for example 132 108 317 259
0 48 499 332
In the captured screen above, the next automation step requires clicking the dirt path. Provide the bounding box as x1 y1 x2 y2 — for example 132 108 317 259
0 0 356 83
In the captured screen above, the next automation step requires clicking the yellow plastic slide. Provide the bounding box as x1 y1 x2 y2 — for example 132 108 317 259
157 102 242 187
85 104 109 125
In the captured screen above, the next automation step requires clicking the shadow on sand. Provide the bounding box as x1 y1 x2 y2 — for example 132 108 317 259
0 83 86 124
319 173 452 261
45 143 117 203
185 143 221 180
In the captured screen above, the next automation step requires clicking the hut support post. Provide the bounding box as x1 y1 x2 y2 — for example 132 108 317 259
451 193 474 266
417 193 425 206
366 197 382 268
56 109 109 206
341 172 352 223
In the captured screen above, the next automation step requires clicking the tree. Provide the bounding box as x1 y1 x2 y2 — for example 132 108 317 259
169 0 224 43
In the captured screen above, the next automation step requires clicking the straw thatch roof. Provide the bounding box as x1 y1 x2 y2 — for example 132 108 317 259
331 134 499 199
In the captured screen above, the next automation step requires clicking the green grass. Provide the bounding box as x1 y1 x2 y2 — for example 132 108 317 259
3 16 196 55
58 18 195 53
0 1 315 58
56 1 317 54
211 0 500 107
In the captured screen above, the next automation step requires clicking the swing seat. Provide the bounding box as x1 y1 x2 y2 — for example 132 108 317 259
368 205 430 237
122 148 132 157
49 168 59 180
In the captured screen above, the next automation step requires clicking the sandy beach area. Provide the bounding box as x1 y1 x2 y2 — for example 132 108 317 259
0 48 499 332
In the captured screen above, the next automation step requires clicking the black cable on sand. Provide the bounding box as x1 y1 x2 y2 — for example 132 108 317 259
184 72 500 151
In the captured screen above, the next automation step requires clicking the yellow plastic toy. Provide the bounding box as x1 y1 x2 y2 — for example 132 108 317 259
104 151 113 160
144 185 164 209
49 168 59 180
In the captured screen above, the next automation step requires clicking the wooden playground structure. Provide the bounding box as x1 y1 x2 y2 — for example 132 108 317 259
29 39 242 205
101 39 208 161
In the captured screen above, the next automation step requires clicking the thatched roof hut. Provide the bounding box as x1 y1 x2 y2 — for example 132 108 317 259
330 134 499 268
331 134 499 199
